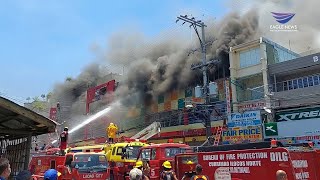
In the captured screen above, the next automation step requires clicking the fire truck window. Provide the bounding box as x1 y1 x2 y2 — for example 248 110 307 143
116 147 123 155
65 155 73 166
50 160 56 169
165 148 187 158
151 148 156 160
140 149 151 161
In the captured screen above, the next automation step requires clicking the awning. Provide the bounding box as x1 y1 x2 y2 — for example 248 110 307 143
0 97 57 139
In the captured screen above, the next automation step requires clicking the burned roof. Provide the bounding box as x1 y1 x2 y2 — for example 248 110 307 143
0 97 57 140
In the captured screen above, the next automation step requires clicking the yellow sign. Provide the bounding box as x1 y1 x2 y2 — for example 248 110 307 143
222 126 262 144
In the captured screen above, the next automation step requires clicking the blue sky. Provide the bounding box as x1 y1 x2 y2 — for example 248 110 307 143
0 0 230 104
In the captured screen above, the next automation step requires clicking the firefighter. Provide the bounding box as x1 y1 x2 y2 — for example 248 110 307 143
106 123 118 143
60 127 68 155
190 164 208 180
160 161 178 180
134 161 150 180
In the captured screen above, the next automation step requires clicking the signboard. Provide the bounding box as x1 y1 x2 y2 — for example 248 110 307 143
264 122 279 136
238 102 265 111
222 126 263 144
225 80 231 114
228 111 261 127
196 148 318 180
275 107 320 122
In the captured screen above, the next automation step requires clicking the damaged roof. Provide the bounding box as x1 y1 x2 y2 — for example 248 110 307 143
0 97 57 139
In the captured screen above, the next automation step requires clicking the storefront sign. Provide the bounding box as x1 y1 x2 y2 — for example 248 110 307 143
228 110 261 127
264 122 279 137
222 126 263 144
238 102 265 111
275 107 320 121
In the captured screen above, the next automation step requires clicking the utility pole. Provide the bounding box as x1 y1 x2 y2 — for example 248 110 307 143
176 15 219 143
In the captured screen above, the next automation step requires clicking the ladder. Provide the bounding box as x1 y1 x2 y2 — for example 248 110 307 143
213 126 223 146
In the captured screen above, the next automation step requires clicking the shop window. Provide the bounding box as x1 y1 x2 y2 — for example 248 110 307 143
303 78 308 88
288 81 293 90
292 79 298 89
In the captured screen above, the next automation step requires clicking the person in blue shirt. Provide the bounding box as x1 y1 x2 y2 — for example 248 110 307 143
0 158 11 180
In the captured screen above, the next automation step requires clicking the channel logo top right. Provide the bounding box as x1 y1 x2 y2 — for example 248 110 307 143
271 12 295 24
270 12 298 32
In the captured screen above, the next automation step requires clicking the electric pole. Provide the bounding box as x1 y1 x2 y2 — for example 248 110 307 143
176 15 219 143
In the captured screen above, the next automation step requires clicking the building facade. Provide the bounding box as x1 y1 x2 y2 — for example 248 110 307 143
229 37 320 147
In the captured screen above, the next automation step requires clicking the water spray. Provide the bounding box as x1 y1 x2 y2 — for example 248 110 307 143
51 105 113 144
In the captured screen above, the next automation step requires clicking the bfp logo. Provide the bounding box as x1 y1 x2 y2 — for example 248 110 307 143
271 12 295 24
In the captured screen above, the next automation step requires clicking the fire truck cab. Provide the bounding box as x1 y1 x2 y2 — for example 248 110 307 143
136 142 192 180
105 139 148 180
29 150 109 180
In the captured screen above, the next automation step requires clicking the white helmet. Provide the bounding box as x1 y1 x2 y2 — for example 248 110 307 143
129 168 142 180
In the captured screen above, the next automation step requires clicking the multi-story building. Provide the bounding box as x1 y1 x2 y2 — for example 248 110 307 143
229 37 320 147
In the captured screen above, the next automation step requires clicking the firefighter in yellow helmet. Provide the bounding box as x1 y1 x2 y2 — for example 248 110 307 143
106 122 118 143
132 161 149 180
160 161 178 180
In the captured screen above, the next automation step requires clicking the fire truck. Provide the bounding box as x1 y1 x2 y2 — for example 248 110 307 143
29 148 110 180
136 142 193 180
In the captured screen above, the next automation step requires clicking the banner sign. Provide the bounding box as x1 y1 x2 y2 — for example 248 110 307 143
222 126 263 144
275 107 320 122
238 102 265 111
49 107 57 121
228 110 261 127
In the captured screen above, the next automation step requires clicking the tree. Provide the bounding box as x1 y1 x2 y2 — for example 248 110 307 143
46 92 53 102
32 96 45 112
26 97 31 102
41 94 46 100
66 77 72 82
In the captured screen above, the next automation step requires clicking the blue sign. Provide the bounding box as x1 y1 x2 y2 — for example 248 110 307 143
228 110 262 127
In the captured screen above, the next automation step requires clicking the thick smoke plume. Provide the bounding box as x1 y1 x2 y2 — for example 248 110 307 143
50 0 320 130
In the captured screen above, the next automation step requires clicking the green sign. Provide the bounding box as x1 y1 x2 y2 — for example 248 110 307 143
178 99 185 109
185 88 193 98
275 107 320 121
264 123 278 136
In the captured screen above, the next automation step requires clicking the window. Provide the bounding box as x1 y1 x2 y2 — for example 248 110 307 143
239 47 260 68
314 75 319 85
298 79 303 88
50 160 56 169
292 79 298 89
139 149 151 161
308 77 314 86
303 78 308 88
164 148 189 158
116 147 123 155
288 81 293 90
283 81 288 91
151 149 157 160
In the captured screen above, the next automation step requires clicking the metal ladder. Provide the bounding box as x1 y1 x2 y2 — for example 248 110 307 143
213 126 223 146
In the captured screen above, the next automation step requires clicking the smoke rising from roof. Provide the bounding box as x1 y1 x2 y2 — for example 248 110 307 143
50 0 320 131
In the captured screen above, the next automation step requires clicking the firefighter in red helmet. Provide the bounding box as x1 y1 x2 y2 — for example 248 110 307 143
60 127 68 155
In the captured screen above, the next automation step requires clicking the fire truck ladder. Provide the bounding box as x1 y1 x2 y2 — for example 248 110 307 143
131 122 161 140
213 126 223 146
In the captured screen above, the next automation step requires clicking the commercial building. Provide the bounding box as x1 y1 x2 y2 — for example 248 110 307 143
229 37 320 147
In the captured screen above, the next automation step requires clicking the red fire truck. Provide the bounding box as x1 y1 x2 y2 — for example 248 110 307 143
174 141 320 180
136 142 192 180
136 141 320 180
29 148 110 180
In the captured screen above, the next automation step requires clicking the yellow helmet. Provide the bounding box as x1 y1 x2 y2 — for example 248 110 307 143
187 160 194 165
110 123 114 126
162 161 172 169
135 161 143 168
